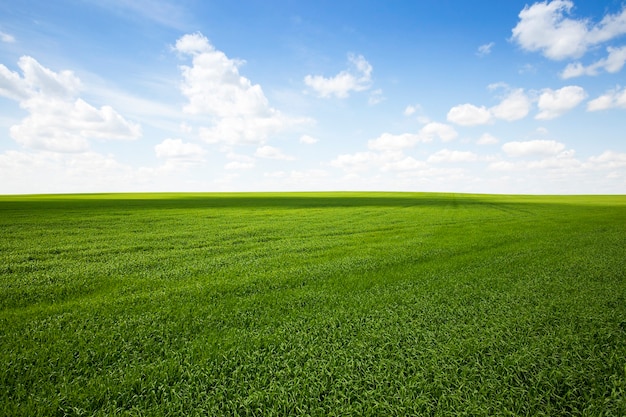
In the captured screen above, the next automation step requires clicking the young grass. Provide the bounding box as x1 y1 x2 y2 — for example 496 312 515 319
1 192 625 415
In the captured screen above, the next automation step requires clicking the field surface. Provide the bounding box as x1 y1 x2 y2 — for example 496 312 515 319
1 192 625 416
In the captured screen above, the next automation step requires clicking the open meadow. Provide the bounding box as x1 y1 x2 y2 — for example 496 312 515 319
1 192 625 416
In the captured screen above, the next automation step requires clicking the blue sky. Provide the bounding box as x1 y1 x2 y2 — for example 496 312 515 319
1 0 625 194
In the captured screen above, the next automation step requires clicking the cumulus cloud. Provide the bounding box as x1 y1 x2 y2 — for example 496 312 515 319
330 151 383 173
447 103 493 126
536 85 586 119
155 138 206 165
222 151 255 170
382 156 426 172
562 46 626 78
0 56 80 101
589 150 626 168
420 122 458 142
304 53 373 98
299 134 319 144
367 122 458 152
225 161 255 170
403 105 419 116
477 133 499 145
255 145 295 160
175 32 309 146
0 56 140 152
488 151 581 172
511 0 626 60
427 149 479 163
330 150 426 174
448 87 532 126
368 133 424 151
587 87 626 111
490 88 532 121
502 140 566 157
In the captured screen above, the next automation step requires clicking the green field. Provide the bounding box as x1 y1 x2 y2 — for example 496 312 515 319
1 192 625 416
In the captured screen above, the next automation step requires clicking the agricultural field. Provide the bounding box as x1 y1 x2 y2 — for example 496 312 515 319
1 192 625 416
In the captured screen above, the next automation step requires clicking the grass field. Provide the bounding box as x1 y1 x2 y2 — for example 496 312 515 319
1 192 625 416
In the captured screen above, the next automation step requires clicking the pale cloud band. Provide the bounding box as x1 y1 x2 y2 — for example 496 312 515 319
476 42 495 57
0 31 15 43
502 140 566 157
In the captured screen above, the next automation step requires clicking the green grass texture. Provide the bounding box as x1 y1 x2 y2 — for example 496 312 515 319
1 192 625 416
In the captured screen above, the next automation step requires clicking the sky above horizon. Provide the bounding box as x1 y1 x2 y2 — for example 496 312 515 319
1 0 625 194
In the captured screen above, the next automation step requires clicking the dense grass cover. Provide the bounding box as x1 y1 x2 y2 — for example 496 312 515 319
1 192 625 416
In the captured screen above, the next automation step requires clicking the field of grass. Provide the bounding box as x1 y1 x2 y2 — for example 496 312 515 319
1 192 625 416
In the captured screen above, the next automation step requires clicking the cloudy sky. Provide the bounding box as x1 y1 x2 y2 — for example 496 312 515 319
1 0 625 194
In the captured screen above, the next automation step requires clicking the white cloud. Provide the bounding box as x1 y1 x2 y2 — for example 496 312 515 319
304 53 373 98
367 122 457 152
562 46 626 78
330 151 382 173
223 151 255 170
255 145 295 160
368 88 384 105
535 85 586 120
264 171 286 178
477 133 499 145
420 122 458 142
287 169 330 181
588 150 626 168
331 150 415 174
448 87 532 126
155 138 206 164
382 156 426 172
1 31 15 43
587 87 626 111
403 105 419 116
175 32 309 146
0 150 140 194
226 151 255 163
0 64 29 101
0 56 80 101
488 151 581 172
447 103 493 126
519 63 537 74
511 0 626 60
477 42 495 57
11 98 141 152
299 134 319 144
502 140 566 157
490 88 532 121
427 149 478 163
0 56 140 152
367 132 424 151
225 161 255 170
